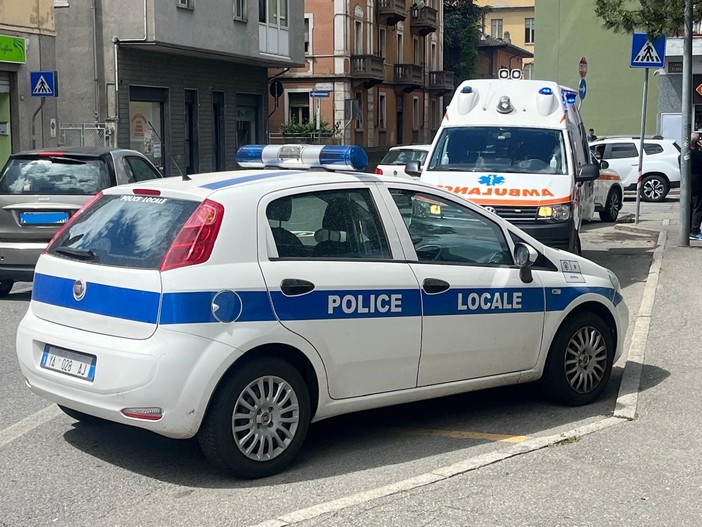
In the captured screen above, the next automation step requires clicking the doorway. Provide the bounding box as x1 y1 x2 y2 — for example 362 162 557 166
213 91 225 171
129 86 166 173
185 89 199 175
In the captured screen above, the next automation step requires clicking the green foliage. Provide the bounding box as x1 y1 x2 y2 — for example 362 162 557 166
594 0 702 38
280 118 337 143
443 0 488 83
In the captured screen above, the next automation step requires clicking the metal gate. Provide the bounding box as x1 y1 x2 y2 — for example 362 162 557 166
58 123 113 147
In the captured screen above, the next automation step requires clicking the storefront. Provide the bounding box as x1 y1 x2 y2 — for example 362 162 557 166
0 34 26 167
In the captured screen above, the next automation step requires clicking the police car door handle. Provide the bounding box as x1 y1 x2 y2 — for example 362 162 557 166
422 278 450 294
280 278 315 296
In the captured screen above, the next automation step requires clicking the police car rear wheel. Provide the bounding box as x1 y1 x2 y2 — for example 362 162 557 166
541 313 614 406
198 357 311 478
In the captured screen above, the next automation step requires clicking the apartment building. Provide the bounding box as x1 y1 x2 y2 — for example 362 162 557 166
474 0 534 78
267 0 453 153
54 0 304 176
0 0 58 167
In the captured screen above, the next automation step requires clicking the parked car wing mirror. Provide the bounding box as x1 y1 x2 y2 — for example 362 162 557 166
576 162 600 182
599 160 609 169
405 160 422 178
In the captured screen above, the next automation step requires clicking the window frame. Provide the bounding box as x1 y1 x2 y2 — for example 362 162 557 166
525 18 535 44
233 0 247 21
491 18 503 40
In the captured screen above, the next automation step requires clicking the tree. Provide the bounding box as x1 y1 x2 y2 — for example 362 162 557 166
443 0 489 83
594 0 702 37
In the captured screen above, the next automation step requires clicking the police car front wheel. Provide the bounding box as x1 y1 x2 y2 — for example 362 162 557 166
198 357 311 479
541 312 614 406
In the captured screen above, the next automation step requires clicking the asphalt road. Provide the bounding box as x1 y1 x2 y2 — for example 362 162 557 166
0 208 659 527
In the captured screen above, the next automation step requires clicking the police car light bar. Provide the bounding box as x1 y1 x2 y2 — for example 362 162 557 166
236 144 369 171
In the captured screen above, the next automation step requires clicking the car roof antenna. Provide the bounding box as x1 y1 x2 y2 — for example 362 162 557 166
146 121 189 180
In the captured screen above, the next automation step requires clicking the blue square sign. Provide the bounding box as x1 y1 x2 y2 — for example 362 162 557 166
30 71 57 97
630 34 665 69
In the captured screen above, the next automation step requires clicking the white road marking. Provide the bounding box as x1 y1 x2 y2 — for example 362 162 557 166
0 404 62 448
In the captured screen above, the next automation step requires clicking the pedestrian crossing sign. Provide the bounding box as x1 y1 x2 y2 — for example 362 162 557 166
630 33 665 69
30 71 58 97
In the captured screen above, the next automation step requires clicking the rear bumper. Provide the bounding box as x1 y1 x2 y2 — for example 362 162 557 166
0 241 46 281
512 220 576 251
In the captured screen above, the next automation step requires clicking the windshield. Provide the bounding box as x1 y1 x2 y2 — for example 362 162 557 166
0 157 111 195
426 127 568 175
379 148 428 165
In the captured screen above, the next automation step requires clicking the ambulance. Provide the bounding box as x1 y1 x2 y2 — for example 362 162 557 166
408 79 600 254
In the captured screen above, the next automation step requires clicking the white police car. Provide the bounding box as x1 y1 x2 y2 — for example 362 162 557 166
16 144 628 478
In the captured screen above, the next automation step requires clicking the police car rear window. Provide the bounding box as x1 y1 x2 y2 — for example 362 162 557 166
48 194 199 269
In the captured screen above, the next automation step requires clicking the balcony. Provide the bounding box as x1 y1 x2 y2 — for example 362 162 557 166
427 70 454 95
378 0 406 26
410 6 437 36
351 54 386 89
394 64 423 93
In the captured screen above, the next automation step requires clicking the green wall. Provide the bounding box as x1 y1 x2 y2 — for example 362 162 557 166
535 0 659 137
0 93 9 167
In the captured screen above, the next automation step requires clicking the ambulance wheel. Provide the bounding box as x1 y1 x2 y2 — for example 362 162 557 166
541 312 614 406
599 188 621 222
640 174 669 202
0 280 13 297
198 357 311 479
58 405 108 425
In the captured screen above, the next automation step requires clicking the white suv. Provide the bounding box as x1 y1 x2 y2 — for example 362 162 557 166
590 136 680 202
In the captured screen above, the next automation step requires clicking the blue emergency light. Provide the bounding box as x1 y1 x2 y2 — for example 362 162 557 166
236 144 369 171
538 87 553 95
563 91 577 104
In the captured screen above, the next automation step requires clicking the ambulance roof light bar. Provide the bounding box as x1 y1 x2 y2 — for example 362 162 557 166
236 144 369 171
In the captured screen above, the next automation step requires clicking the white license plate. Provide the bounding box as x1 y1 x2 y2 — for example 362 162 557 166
40 345 96 381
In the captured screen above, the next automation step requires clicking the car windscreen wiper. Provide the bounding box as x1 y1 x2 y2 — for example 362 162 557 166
54 246 97 261
41 156 88 165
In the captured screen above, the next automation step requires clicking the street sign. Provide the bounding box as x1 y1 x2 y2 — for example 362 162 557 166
315 82 333 91
579 78 587 100
269 80 284 98
30 71 58 97
309 90 330 98
696 84 702 97
630 33 665 68
579 57 588 78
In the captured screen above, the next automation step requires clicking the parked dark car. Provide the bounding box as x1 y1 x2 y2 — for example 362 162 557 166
0 147 163 296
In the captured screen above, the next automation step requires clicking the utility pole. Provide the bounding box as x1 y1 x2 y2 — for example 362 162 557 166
680 0 693 246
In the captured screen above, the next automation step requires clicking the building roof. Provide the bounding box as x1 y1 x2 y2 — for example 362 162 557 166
477 36 534 58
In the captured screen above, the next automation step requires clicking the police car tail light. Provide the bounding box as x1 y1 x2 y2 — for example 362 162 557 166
160 199 224 271
235 144 368 171
133 188 161 196
44 191 104 254
121 407 163 421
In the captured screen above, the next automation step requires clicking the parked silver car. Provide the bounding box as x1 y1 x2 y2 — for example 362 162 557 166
0 147 163 297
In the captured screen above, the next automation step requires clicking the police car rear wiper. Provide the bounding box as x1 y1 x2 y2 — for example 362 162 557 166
54 246 96 261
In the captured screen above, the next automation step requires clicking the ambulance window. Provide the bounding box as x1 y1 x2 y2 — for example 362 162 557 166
267 189 391 260
389 189 512 266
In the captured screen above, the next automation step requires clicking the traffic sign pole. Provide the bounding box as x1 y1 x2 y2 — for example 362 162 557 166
635 67 650 225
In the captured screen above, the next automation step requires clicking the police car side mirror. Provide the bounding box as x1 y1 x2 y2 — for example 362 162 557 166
514 242 538 284
576 163 600 182
405 160 422 178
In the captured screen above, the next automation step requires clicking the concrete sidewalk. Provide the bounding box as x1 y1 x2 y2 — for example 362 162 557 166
254 199 702 527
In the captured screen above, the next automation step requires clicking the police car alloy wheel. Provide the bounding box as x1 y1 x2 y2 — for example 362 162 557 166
198 357 311 479
541 313 615 406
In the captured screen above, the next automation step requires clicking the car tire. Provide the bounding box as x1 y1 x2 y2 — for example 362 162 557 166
58 405 108 425
599 189 621 222
198 357 311 479
0 280 14 297
641 174 669 202
541 312 614 406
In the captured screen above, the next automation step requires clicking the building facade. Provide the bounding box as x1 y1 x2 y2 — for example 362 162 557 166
0 0 58 167
474 0 534 79
267 0 453 159
55 0 304 176
534 0 659 137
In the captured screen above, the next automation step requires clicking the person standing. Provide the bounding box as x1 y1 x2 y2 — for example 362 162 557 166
587 129 598 142
689 132 702 240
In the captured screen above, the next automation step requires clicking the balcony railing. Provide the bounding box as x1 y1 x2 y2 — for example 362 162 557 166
410 6 437 36
428 70 454 94
394 64 423 92
351 54 386 87
378 0 406 25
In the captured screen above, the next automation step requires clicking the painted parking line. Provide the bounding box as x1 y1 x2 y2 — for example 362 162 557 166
0 404 62 449
401 427 531 444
